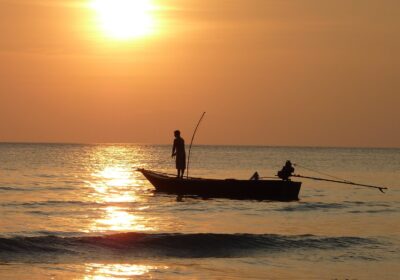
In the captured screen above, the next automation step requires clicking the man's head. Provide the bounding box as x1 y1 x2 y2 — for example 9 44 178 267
174 130 181 137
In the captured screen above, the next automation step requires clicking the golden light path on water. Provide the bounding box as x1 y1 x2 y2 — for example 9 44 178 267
85 146 155 233
82 146 164 279
84 263 168 280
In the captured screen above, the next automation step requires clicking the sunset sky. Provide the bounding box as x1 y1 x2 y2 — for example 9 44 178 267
0 0 399 147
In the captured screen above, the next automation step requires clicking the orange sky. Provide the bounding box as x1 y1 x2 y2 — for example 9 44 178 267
0 0 399 147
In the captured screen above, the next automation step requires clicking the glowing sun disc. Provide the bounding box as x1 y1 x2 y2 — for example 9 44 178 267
91 0 155 39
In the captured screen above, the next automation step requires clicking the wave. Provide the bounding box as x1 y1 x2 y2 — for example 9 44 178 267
0 186 75 192
276 202 346 212
0 186 19 191
275 201 398 213
349 209 398 214
0 232 381 260
2 201 100 208
2 200 143 209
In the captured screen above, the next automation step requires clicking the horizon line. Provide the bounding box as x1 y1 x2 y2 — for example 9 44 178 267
0 141 399 150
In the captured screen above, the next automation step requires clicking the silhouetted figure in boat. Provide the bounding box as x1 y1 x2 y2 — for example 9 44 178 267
278 160 295 181
172 130 186 178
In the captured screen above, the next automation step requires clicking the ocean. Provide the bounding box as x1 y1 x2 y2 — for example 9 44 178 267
0 143 399 279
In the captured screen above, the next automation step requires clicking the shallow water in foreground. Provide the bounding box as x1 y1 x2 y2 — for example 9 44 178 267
0 144 399 279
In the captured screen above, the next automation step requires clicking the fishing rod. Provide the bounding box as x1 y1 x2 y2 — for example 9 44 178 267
292 174 388 193
186 112 206 179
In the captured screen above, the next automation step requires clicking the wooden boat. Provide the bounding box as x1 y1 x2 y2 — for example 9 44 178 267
138 169 302 201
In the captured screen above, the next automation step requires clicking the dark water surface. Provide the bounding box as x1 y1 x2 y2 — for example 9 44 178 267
0 144 399 279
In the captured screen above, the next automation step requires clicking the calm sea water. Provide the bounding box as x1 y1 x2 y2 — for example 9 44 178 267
0 143 399 279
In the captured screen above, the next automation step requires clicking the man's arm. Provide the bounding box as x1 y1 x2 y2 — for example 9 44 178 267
172 140 176 157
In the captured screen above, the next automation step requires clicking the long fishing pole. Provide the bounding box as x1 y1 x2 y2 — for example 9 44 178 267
292 174 388 193
186 112 206 179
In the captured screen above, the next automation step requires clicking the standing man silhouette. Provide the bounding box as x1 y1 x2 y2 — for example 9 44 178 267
172 130 186 178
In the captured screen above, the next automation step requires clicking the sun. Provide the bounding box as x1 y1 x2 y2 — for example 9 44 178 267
90 0 155 40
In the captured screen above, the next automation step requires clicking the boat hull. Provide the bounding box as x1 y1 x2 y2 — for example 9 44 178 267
139 169 301 201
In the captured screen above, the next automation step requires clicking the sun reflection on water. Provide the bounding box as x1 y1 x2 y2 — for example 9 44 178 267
93 206 152 232
84 263 168 280
85 146 155 233
95 166 134 188
90 166 143 203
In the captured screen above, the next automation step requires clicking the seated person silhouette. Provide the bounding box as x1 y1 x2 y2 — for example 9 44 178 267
277 160 294 180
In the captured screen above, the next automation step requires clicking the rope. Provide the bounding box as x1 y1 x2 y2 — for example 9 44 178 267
293 163 352 183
